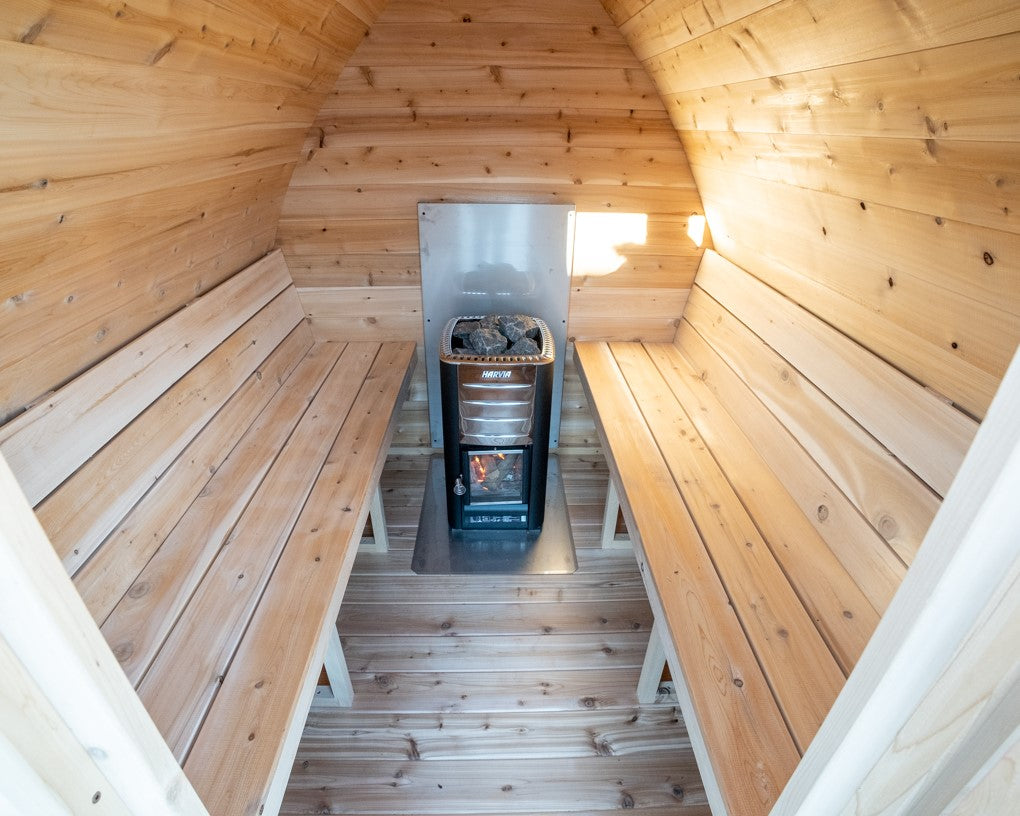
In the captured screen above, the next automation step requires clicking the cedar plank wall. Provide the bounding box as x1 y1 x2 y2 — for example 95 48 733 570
279 0 709 449
0 0 387 424
602 0 1020 421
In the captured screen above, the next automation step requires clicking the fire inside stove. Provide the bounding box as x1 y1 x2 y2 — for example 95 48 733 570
469 451 525 503
440 314 554 531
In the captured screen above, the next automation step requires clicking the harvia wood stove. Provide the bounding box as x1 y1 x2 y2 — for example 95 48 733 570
412 315 576 575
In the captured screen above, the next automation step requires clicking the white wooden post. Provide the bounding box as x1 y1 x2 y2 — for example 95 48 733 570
637 617 668 704
359 484 389 552
601 478 631 549
313 626 354 708
772 347 1020 816
0 453 208 816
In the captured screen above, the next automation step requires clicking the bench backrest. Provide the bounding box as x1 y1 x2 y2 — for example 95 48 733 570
675 251 977 589
0 250 310 582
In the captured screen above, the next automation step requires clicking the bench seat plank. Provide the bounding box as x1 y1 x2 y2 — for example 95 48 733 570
138 342 379 759
675 322 909 612
73 326 313 625
694 251 978 498
0 251 292 506
683 287 939 565
575 340 799 816
609 340 846 749
642 342 882 671
101 341 344 686
182 340 416 816
39 287 307 573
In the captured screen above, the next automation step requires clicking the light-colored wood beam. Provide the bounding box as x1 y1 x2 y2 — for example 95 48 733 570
773 345 1020 815
0 453 207 816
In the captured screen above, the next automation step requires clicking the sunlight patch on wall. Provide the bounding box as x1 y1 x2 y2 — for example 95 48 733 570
571 212 648 278
687 214 706 247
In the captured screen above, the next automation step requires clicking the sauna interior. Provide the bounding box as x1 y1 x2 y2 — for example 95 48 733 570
1 1 1018 815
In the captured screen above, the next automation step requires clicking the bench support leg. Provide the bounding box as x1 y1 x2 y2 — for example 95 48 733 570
359 484 389 553
601 479 631 549
314 626 354 708
637 617 668 705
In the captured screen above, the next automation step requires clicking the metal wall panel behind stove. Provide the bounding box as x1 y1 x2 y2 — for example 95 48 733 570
419 203 575 448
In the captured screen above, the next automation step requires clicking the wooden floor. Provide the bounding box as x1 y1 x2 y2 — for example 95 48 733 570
281 453 708 815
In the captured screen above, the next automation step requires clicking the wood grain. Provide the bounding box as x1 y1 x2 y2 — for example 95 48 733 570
281 0 708 351
0 252 293 506
73 327 312 625
0 0 383 422
297 708 688 760
182 341 416 816
139 343 378 757
283 755 706 812
693 251 977 498
38 289 306 573
576 339 800 816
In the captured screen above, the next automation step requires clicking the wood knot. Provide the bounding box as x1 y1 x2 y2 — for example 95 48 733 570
817 505 829 522
733 677 744 688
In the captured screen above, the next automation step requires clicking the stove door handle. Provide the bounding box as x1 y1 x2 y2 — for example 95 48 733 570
453 475 467 496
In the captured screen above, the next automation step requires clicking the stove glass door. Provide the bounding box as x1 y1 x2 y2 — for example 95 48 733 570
466 449 525 505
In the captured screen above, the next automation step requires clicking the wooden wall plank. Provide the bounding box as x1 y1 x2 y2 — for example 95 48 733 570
693 251 977 498
39 289 306 574
601 1 655 27
298 286 425 342
643 0 1018 95
282 183 704 220
311 109 684 150
282 0 708 388
348 23 638 68
683 130 1017 234
296 708 687 761
325 65 666 110
684 286 939 566
0 252 293 506
607 0 1020 421
1 166 288 421
293 144 698 188
696 167 1011 418
378 0 611 24
0 0 384 422
662 32 1020 143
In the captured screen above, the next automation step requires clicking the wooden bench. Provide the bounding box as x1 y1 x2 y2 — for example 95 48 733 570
0 250 416 816
575 250 978 816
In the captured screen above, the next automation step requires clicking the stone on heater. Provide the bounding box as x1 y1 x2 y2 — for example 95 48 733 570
508 337 540 356
469 327 508 356
452 319 480 340
478 314 501 332
498 314 540 343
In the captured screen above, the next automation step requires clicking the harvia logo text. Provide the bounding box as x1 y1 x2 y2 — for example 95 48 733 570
481 370 512 380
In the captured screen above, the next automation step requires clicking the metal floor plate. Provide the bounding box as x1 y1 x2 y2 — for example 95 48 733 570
412 454 577 575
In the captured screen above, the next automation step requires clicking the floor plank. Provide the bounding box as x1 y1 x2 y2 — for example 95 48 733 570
343 632 650 672
283 756 707 814
297 709 689 760
340 601 653 636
